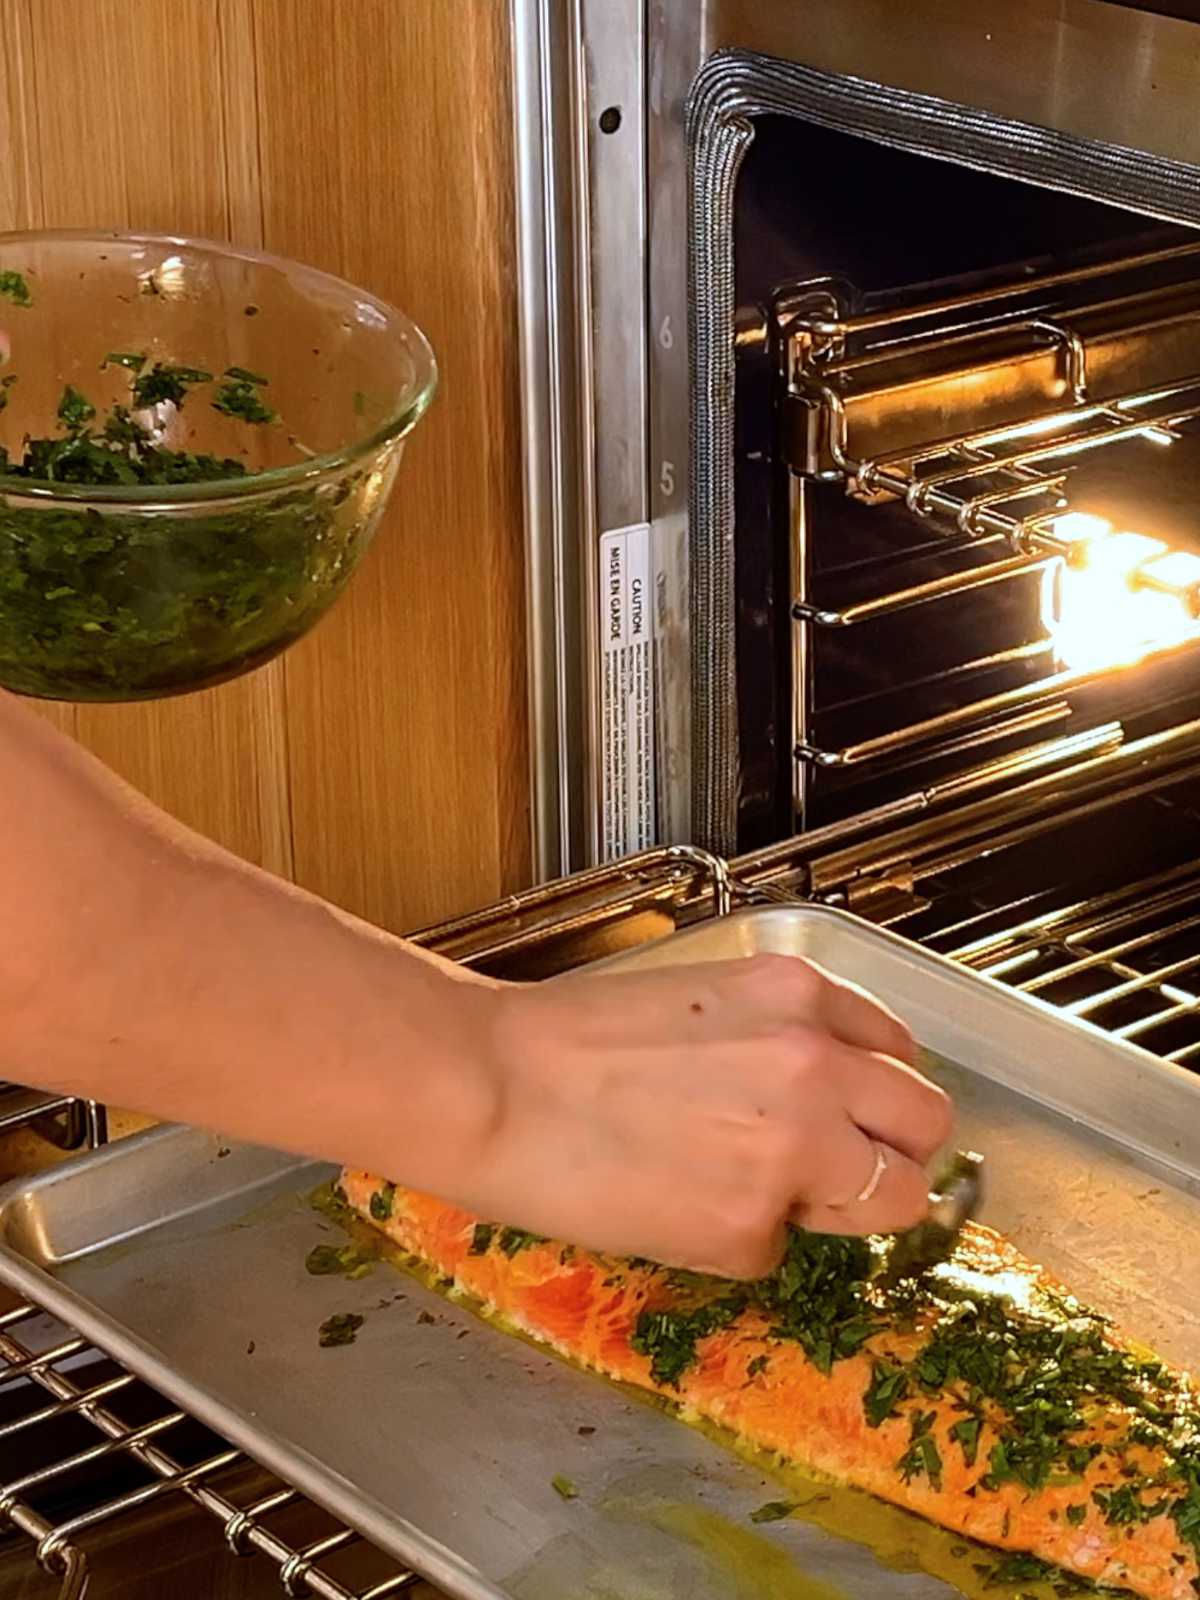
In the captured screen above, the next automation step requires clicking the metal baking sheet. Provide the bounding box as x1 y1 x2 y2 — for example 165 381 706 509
3 902 1200 1600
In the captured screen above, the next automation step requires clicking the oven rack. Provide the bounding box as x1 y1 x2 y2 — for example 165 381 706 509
804 367 1200 606
934 856 1200 1065
787 302 1200 778
786 240 1200 583
740 710 1200 1064
0 1299 420 1600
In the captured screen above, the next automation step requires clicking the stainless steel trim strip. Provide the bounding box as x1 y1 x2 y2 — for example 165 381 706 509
509 0 593 875
580 0 649 535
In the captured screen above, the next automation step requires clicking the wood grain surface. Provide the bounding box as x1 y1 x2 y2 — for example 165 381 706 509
0 16 524 1591
0 0 529 929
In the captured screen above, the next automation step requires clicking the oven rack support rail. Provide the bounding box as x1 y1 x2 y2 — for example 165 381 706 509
776 241 1200 781
797 364 1200 620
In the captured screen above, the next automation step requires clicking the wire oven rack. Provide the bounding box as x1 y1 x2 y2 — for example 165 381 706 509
739 710 1200 1070
781 242 1200 786
0 1301 424 1600
929 857 1200 1065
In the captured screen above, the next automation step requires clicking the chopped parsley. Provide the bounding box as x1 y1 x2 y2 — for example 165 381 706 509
305 1242 375 1280
973 1552 1122 1595
318 1311 364 1348
949 1415 982 1468
132 362 213 409
335 1164 1200 1577
863 1360 909 1427
757 1230 878 1375
0 271 31 308
0 355 369 698
976 1553 1057 1589
57 386 95 431
369 1183 396 1222
550 1473 579 1501
460 1220 546 1260
214 373 277 424
748 1500 796 1524
1092 1482 1162 1526
898 1409 943 1492
984 1433 1065 1495
631 1296 747 1387
497 1226 546 1258
630 1213 1200 1568
306 1243 351 1275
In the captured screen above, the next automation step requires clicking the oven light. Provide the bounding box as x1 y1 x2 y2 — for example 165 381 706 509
1048 511 1111 543
1081 529 1165 575
1138 550 1200 616
1042 511 1111 564
1040 528 1200 672
1140 551 1200 585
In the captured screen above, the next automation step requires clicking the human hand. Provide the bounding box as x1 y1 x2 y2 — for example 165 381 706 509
470 953 953 1278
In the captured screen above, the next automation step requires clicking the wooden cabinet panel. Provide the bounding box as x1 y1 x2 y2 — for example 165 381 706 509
251 0 528 928
0 0 528 928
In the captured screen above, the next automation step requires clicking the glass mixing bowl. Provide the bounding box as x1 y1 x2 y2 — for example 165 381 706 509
0 231 436 699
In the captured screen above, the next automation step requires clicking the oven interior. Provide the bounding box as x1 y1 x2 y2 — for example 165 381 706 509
729 115 1200 1069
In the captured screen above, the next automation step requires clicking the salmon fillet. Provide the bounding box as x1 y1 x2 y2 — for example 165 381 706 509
340 1169 1200 1600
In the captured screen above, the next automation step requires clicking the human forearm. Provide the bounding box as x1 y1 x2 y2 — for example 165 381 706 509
0 692 501 1201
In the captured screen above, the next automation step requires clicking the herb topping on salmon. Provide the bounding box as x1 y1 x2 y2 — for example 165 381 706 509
340 1169 1200 1600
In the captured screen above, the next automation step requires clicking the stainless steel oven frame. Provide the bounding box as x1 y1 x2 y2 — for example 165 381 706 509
510 0 1200 875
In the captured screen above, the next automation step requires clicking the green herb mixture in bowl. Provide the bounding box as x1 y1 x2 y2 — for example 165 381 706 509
0 231 436 700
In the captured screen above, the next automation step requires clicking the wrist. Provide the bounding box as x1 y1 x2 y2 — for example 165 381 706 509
329 948 514 1205
434 979 577 1227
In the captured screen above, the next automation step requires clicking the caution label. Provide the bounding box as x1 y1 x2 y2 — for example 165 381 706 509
600 523 657 860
